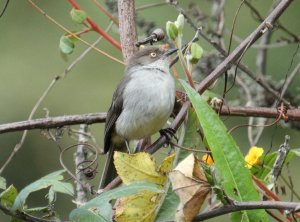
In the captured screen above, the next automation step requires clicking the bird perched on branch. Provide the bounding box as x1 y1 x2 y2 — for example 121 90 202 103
100 46 177 188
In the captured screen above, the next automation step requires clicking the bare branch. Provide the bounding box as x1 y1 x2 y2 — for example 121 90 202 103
0 113 106 134
1 105 300 135
193 201 300 221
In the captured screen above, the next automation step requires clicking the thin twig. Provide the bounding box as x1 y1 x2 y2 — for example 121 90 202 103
93 0 119 26
280 61 300 98
170 142 211 153
136 2 167 11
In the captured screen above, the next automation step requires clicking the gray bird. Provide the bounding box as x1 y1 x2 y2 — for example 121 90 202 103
100 46 177 188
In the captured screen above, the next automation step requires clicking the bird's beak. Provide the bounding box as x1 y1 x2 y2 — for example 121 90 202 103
163 48 178 58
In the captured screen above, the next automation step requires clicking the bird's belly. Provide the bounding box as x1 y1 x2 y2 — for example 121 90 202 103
115 71 175 140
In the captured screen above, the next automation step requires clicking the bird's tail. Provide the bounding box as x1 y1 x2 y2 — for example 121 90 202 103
99 149 118 189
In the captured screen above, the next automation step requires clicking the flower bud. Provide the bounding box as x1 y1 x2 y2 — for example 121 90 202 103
175 14 184 33
59 36 75 54
190 43 203 64
70 8 87 24
166 21 178 41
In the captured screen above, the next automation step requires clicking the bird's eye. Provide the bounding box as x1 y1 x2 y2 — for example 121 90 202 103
150 52 157 58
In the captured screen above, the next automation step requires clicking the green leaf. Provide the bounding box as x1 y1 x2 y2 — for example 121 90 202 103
70 207 108 222
59 36 75 54
0 176 6 190
48 181 74 203
155 188 179 222
70 8 87 24
70 182 162 222
180 80 269 222
13 170 73 210
0 185 18 207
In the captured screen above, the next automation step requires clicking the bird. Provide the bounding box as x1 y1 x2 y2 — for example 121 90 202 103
100 46 177 188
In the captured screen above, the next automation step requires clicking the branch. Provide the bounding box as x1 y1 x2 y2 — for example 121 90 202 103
196 0 294 94
117 0 138 62
193 201 300 221
0 113 106 134
219 106 300 121
68 0 122 50
1 106 300 134
171 0 294 107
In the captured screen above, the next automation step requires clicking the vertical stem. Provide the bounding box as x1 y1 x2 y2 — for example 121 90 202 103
75 124 88 206
118 0 138 63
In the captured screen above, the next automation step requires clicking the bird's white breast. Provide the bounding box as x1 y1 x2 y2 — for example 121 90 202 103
115 62 175 140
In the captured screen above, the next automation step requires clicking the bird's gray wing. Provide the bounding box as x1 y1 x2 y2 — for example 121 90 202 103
104 74 132 153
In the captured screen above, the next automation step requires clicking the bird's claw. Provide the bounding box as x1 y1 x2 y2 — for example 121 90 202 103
159 128 178 145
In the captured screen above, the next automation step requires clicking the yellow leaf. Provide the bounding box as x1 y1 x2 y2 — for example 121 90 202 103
159 153 176 174
115 190 158 222
114 152 176 222
114 152 165 185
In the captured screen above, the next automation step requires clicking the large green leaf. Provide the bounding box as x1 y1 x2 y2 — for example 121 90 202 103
13 170 73 210
70 182 163 222
181 80 269 222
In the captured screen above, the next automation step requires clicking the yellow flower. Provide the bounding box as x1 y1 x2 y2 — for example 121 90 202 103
202 154 214 165
245 146 264 169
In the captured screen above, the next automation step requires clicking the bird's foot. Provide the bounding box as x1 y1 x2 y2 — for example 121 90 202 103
125 140 132 154
159 128 178 145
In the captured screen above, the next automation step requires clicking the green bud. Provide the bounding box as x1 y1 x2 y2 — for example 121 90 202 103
70 8 87 24
175 14 184 33
59 36 75 54
166 21 178 41
190 43 203 64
